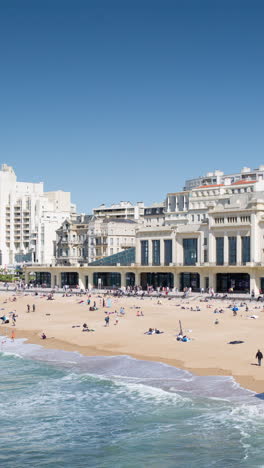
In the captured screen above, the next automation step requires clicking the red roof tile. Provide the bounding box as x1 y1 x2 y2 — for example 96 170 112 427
231 180 256 185
196 184 224 189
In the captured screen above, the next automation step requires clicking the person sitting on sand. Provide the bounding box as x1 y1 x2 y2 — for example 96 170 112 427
144 328 155 335
41 332 47 340
0 315 9 324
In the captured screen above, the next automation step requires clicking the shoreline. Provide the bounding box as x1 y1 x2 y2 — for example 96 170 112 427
2 290 264 395
11 328 261 395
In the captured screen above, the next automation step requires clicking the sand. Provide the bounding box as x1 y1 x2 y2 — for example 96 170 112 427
1 290 264 393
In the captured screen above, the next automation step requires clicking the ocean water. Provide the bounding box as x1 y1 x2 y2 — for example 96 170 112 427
1 338 264 468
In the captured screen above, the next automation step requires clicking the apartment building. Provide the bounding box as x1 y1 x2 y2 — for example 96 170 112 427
0 164 75 266
93 201 145 220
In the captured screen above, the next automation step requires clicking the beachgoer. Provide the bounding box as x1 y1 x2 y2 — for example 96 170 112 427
105 316 110 327
41 333 47 340
27 304 30 313
256 349 263 366
32 304 36 312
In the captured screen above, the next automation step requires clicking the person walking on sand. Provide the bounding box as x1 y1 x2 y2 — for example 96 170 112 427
256 349 263 366
27 304 30 313
32 304 36 312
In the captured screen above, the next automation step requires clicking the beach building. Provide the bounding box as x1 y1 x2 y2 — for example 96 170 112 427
0 164 75 267
25 166 264 294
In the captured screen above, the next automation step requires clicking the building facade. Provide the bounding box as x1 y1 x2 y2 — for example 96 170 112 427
25 166 264 294
0 164 75 266
93 201 145 220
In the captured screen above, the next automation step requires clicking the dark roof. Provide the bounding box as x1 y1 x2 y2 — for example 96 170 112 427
102 218 137 224
73 215 93 224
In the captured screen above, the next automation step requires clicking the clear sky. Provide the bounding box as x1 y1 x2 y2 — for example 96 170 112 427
0 0 264 212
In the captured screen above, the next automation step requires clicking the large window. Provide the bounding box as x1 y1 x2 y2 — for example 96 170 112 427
61 272 79 287
183 238 197 265
242 236 250 264
164 239 172 265
180 272 200 291
216 237 224 265
216 273 249 293
152 240 160 265
140 272 174 290
93 272 121 288
141 240 149 265
228 237 237 265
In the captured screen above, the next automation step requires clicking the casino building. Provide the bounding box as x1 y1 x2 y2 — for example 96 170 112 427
24 166 264 294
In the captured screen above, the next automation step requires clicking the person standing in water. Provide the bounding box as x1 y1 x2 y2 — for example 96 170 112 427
256 349 263 366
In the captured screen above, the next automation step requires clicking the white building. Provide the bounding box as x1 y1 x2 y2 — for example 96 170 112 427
26 165 264 294
0 164 75 266
93 201 145 220
88 217 137 262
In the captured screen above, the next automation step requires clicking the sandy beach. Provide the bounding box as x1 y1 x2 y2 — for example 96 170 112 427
1 290 264 393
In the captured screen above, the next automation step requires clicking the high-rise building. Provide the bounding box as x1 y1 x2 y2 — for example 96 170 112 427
0 164 75 266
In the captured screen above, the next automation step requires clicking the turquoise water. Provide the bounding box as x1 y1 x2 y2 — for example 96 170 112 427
1 338 264 467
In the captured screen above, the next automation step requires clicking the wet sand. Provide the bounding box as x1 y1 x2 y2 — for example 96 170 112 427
1 291 264 393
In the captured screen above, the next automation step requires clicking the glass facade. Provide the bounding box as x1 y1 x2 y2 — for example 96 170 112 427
216 237 224 265
141 241 149 265
89 247 135 266
93 272 121 288
183 238 197 265
152 240 160 265
164 240 172 265
216 273 250 293
242 236 250 264
35 272 51 287
228 237 237 265
140 272 174 290
180 273 200 291
61 272 79 287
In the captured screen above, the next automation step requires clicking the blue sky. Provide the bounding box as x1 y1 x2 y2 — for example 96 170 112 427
0 0 264 212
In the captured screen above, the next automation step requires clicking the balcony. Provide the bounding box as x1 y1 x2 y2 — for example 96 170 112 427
120 243 134 249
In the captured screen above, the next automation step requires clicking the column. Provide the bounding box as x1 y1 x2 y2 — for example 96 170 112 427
237 234 242 265
24 270 29 285
135 237 141 265
176 237 183 265
209 272 217 291
174 272 180 291
50 272 55 288
198 233 203 265
223 234 228 265
79 272 85 290
250 271 258 295
208 233 215 264
250 213 257 263
148 240 153 266
172 236 177 265
135 271 140 287
160 239 165 266
120 271 126 288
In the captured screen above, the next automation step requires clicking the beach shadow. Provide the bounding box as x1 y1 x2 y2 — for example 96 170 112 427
251 363 260 366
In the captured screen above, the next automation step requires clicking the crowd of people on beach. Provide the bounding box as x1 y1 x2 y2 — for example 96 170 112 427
1 285 264 374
